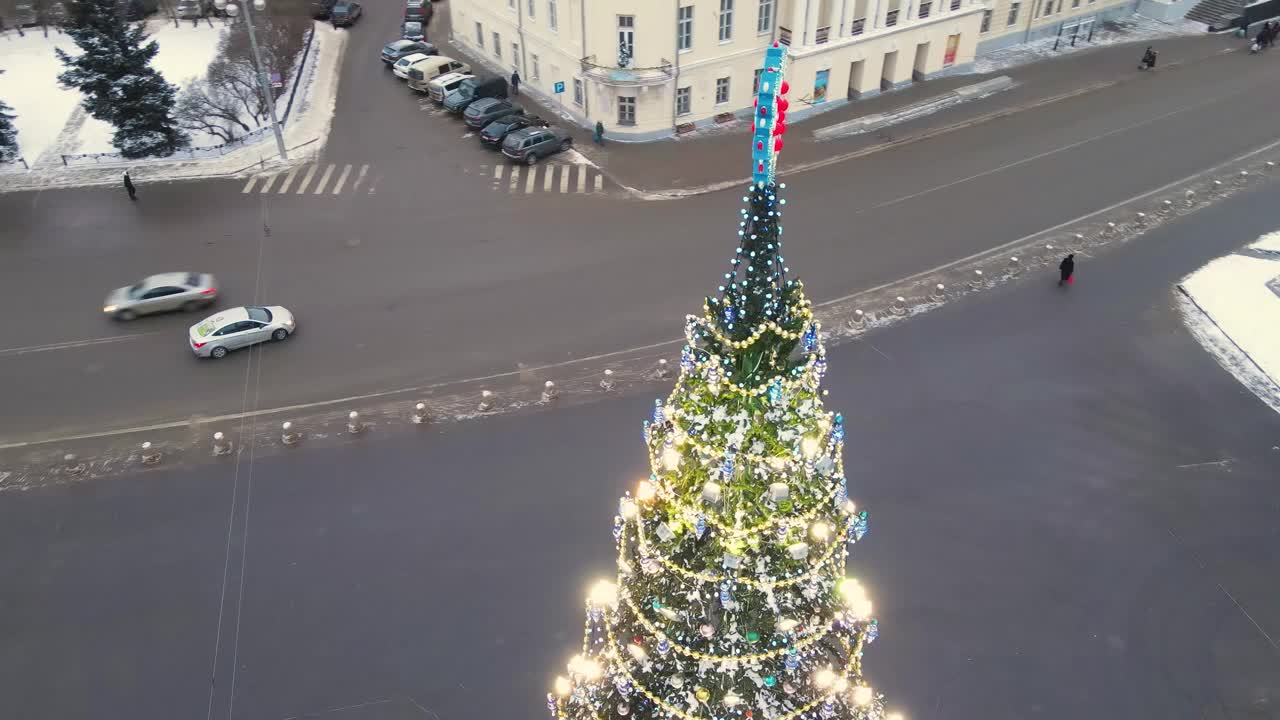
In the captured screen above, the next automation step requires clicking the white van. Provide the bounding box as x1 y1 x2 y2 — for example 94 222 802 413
424 71 476 102
408 58 472 94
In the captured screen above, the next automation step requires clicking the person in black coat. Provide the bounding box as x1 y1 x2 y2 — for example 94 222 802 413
510 70 521 96
1058 253 1075 286
123 170 136 201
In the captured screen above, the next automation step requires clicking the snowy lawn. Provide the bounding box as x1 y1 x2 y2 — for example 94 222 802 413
0 19 224 165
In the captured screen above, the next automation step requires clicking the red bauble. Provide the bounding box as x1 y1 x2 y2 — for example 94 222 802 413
758 161 765 171
774 138 784 152
777 111 786 124
780 80 790 95
754 97 759 107
772 41 780 48
759 106 768 116
632 635 644 645
778 97 789 112
777 121 786 135
757 141 764 150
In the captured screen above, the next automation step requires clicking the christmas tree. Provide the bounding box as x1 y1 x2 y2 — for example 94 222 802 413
57 0 188 158
0 99 17 162
548 44 899 720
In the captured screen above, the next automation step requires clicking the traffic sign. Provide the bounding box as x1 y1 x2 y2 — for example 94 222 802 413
553 81 565 94
270 72 283 89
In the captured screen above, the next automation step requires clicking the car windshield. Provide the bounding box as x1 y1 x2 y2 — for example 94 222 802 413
386 41 409 51
246 307 272 322
128 282 145 298
333 4 350 12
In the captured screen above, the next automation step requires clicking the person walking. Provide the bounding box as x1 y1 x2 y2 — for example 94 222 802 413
593 120 605 145
1139 46 1157 70
1058 253 1075 287
123 170 136 201
510 70 521 96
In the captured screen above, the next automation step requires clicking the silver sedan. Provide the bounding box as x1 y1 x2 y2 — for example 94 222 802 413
189 305 296 359
104 272 218 321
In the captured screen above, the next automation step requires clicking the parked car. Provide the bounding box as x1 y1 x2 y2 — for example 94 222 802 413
404 0 432 24
392 52 431 79
425 71 473 103
406 57 470 92
310 0 336 18
501 126 572 165
479 113 546 148
103 272 218 321
330 1 362 25
12 2 38 25
175 0 203 18
464 98 521 129
443 76 507 114
381 39 436 65
189 306 296 359
401 20 424 41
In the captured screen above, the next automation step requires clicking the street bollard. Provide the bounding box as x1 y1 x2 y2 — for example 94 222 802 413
845 309 866 332
63 453 85 475
478 390 495 412
411 402 430 424
1103 222 1117 238
1266 161 1276 172
212 432 232 456
1072 234 1084 245
931 283 946 301
281 421 301 445
1185 189 1196 207
1212 179 1223 194
969 270 985 290
140 441 162 465
541 380 560 404
1135 212 1147 227
653 358 671 379
347 411 365 435
1160 200 1173 215
1237 170 1250 186
600 369 616 392
1045 244 1055 255
1006 257 1020 276
891 296 907 316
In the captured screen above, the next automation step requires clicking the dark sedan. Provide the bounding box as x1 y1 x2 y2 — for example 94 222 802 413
463 98 521 129
330 1 362 25
479 114 546 148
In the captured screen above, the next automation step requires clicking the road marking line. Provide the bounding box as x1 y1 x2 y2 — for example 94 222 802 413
543 165 555 192
493 165 504 180
294 164 318 194
559 165 570 193
525 165 537 193
509 166 521 193
258 172 279 194
593 172 603 194
331 164 353 194
241 175 259 193
312 164 336 194
351 164 370 192
576 166 586 193
276 166 301 193
0 333 159 358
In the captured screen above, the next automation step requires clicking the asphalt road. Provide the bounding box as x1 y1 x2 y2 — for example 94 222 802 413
3 27 1280 444
3 182 1278 720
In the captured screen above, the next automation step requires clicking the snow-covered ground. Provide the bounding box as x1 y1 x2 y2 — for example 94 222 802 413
0 19 224 166
1178 230 1280 416
971 15 1202 75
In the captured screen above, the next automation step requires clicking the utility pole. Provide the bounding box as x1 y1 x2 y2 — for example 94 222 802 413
214 0 288 160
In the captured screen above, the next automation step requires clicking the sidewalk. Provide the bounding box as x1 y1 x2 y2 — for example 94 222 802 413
541 31 1244 194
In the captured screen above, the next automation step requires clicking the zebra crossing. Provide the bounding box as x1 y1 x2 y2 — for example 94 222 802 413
485 163 609 196
241 163 376 196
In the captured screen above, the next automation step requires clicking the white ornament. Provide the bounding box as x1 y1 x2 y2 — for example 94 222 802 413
656 523 676 542
722 552 743 569
787 542 810 560
768 483 790 502
702 482 723 504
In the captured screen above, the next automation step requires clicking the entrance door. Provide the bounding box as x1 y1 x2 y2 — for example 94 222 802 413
912 41 930 81
880 50 898 91
847 60 865 98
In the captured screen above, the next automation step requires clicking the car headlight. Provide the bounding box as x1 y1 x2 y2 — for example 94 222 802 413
103 305 118 313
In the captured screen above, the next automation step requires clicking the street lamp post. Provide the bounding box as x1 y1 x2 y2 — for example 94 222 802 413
214 0 288 160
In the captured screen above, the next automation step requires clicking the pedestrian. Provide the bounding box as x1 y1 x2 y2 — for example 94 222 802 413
1139 46 1157 70
1058 253 1075 287
510 70 520 96
123 170 136 201
593 120 605 145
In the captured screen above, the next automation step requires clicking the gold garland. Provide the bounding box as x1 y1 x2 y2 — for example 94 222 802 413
688 298 816 351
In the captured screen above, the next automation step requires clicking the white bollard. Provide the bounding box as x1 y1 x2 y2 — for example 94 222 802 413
1160 199 1173 215
411 402 430 424
478 390 495 412
541 380 560 404
1237 170 1250 186
347 411 365 435
281 421 301 445
600 369 616 392
1135 212 1147 227
1006 256 1020 275
969 269 985 290
1103 221 1117 238
891 296 907 316
1045 244 1055 255
212 432 232 456
140 441 162 465
1185 189 1196 207
931 283 946 301
845 309 866 331
1212 179 1223 194
653 358 671 379
63 453 85 475
1265 161 1276 172
1073 234 1084 245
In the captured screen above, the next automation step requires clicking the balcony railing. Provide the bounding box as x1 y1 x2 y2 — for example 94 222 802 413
919 1 931 16
850 17 865 35
815 25 830 43
885 9 899 25
578 55 673 86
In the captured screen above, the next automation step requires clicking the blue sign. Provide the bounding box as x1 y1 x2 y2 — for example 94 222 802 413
553 81 566 94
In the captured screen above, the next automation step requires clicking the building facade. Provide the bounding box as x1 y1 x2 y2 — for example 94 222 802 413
447 0 1130 139
974 0 1141 52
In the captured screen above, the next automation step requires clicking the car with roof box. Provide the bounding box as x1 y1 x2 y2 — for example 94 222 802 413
381 39 436 65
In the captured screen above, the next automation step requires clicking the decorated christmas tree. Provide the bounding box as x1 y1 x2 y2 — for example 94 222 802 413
548 44 899 720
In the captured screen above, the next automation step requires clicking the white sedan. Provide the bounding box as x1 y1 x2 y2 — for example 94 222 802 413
189 306 296 359
392 52 429 79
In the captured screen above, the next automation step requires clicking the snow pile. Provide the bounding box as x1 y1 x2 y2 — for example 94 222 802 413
0 20 225 166
1178 230 1280 416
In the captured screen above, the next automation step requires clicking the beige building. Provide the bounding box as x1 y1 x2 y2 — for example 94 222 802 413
447 0 1133 139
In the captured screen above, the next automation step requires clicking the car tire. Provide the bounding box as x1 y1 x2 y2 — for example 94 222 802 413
560 139 571 152
210 346 228 359
116 309 136 321
526 152 539 166
272 328 289 341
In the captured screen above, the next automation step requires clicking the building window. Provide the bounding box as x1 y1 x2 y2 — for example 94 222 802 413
1007 1 1019 25
549 0 558 29
493 32 502 58
677 5 693 51
1072 0 1080 7
885 8 898 25
573 77 584 105
918 1 930 17
949 0 960 8
757 0 774 33
618 15 635 68
980 8 991 31
527 0 535 18
715 76 730 103
531 53 541 79
719 0 735 41
851 17 865 34
1040 0 1053 15
512 43 520 69
618 95 636 125
476 22 484 47
676 86 692 115
753 68 764 94
508 0 515 8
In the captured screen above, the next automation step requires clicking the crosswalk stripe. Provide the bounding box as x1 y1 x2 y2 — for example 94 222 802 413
258 172 279 194
593 173 603 193
576 166 586 194
295 165 318 194
508 166 521 193
525 165 537 194
543 165 555 192
351 164 370 192
559 165 570 193
493 165 505 180
331 164 353 194
312 164 336 194
277 166 300 194
241 175 259 193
